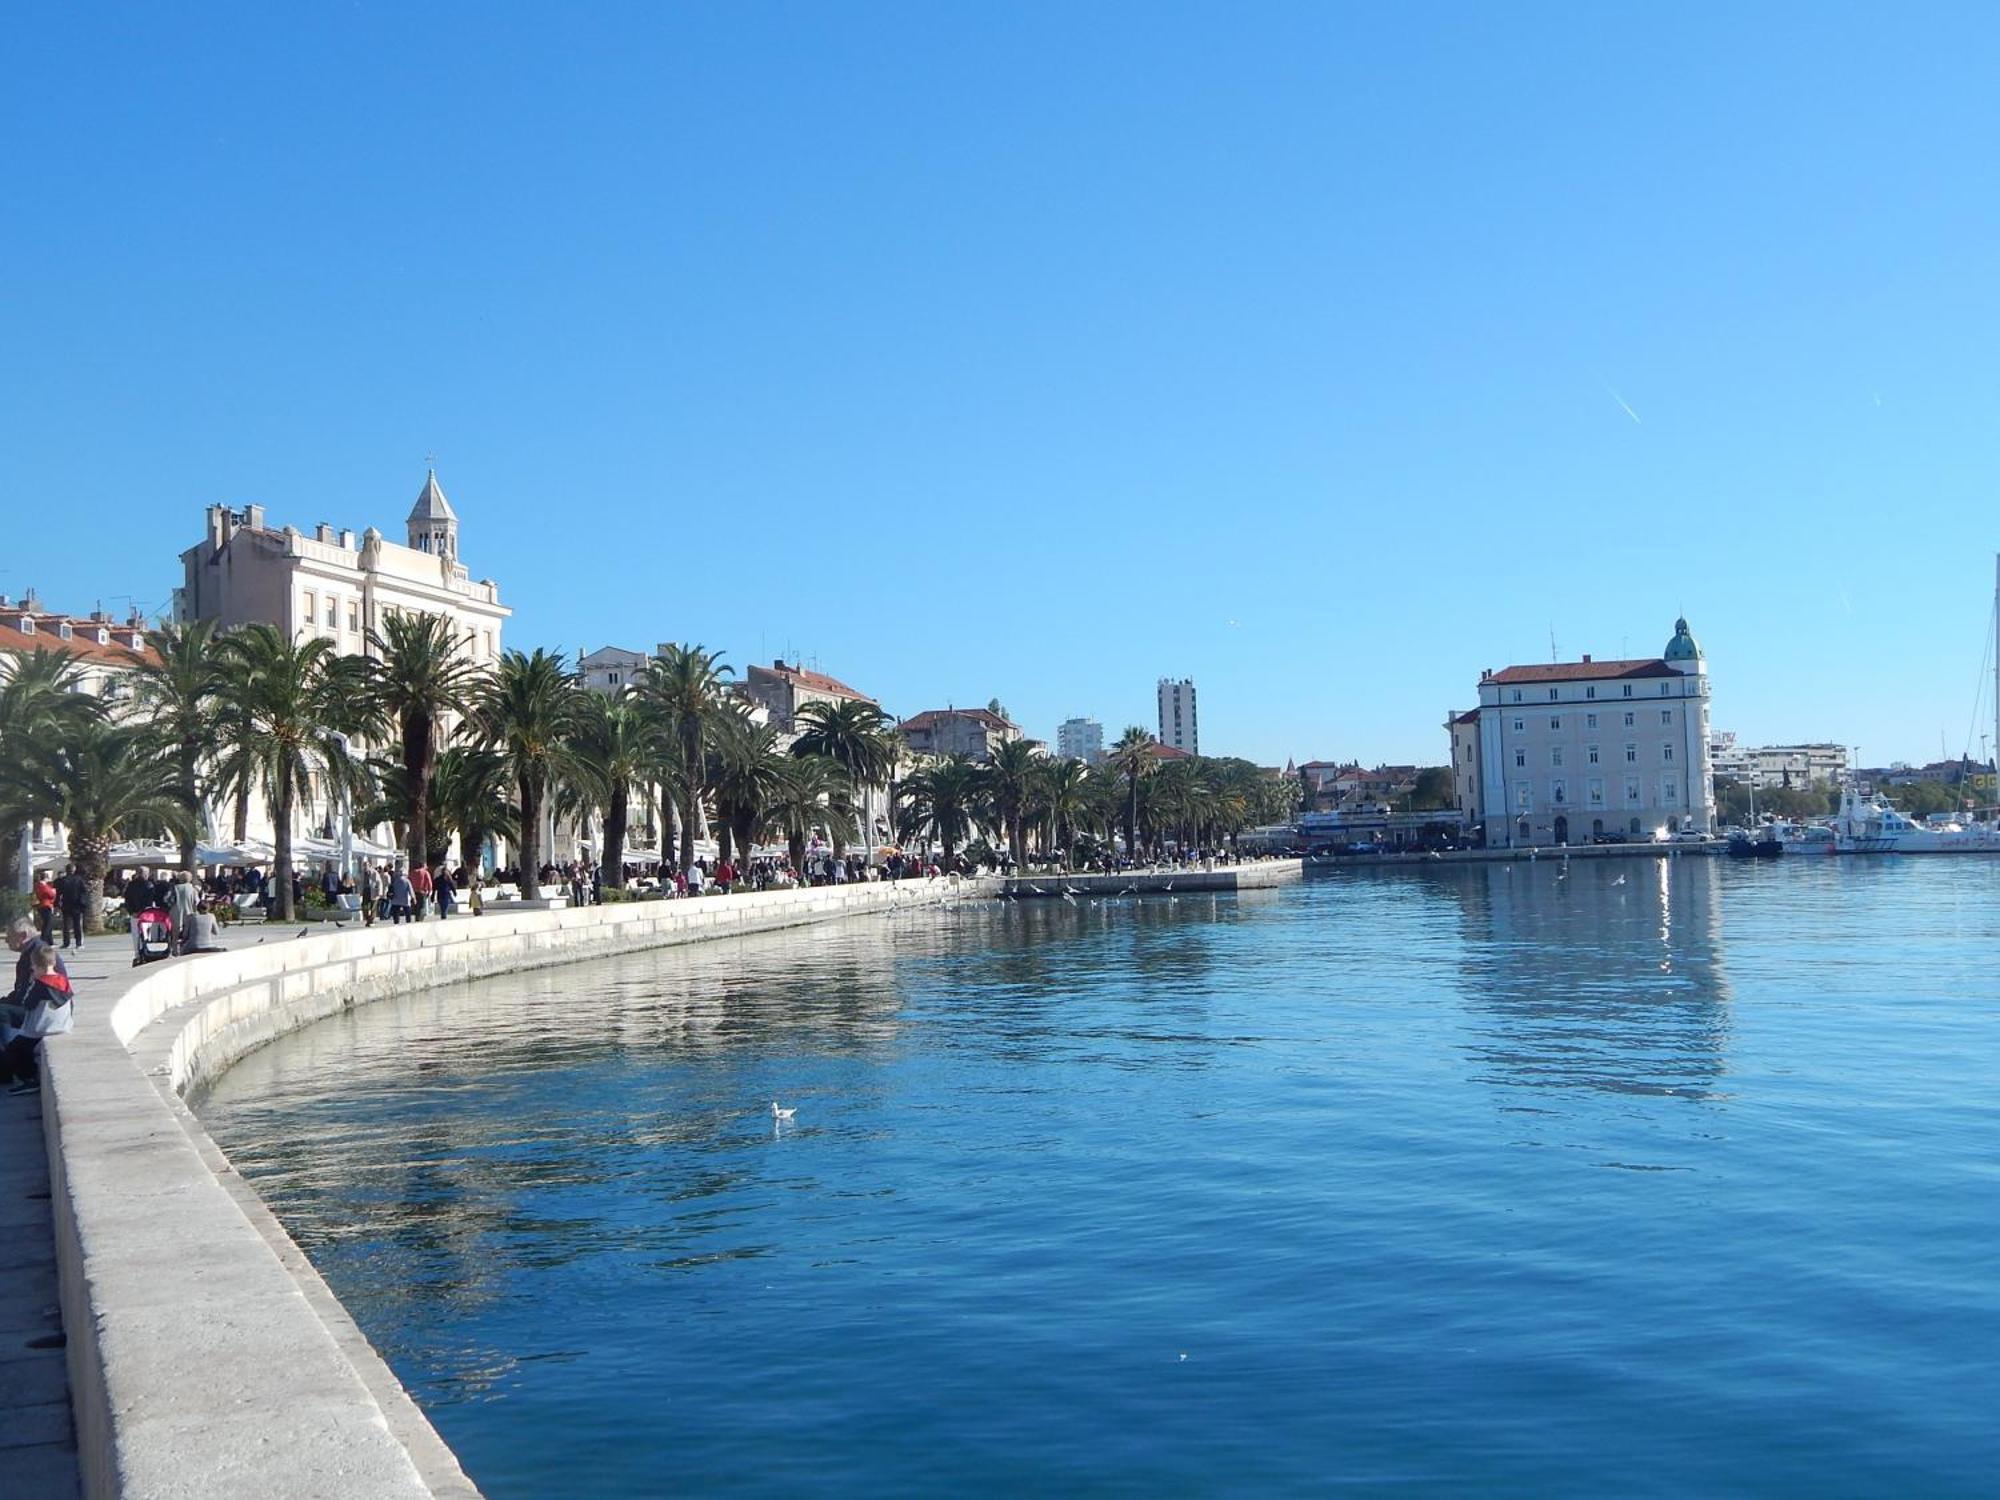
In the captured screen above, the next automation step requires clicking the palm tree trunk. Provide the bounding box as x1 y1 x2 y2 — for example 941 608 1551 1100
73 833 110 935
233 774 250 844
603 780 629 889
518 777 543 897
274 777 296 921
178 739 200 871
789 830 806 875
406 711 432 873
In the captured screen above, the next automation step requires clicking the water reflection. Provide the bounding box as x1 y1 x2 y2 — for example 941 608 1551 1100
1429 854 1733 1100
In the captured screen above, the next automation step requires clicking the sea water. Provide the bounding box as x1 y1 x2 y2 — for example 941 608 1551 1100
198 858 2000 1496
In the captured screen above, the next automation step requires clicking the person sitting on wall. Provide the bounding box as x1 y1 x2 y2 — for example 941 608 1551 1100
1 923 72 1094
180 902 227 954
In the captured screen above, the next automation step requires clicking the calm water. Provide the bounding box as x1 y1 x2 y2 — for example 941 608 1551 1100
198 859 2000 1497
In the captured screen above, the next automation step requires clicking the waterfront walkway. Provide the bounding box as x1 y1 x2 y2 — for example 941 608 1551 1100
9 921 313 1500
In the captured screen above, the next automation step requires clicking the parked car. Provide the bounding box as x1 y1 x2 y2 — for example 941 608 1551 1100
1591 831 1627 845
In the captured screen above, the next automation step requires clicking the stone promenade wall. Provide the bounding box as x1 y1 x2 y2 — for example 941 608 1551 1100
45 878 975 1499
1001 857 1304 897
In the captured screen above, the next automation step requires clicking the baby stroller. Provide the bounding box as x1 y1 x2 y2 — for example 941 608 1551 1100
131 906 174 966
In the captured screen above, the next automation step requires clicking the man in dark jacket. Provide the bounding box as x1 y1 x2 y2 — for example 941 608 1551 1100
54 865 89 949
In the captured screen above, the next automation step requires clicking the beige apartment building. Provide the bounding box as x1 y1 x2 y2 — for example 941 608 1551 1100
175 471 510 861
1450 618 1715 848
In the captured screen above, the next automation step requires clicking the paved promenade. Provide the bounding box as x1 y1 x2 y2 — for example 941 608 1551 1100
9 920 314 1500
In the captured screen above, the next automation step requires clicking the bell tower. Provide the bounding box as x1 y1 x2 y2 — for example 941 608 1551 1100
407 468 459 563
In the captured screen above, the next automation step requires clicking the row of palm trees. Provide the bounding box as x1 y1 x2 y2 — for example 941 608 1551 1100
895 729 1294 867
3 619 1296 929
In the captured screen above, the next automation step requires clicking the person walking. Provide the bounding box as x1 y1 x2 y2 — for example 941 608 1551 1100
164 869 201 955
409 861 434 921
433 864 456 920
55 865 87 950
31 872 56 944
387 867 415 925
360 862 380 927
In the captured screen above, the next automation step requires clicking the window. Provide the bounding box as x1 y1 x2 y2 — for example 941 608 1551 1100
1550 716 1561 730
325 596 337 627
1623 712 1635 727
1587 745 1600 764
1516 784 1533 810
303 591 316 623
1663 744 1675 762
1513 718 1524 732
1514 750 1526 768
1551 778 1567 804
1512 689 1523 703
484 631 494 656
608 671 621 685
347 603 359 633
1660 683 1671 695
1586 686 1597 699
57 620 72 639
1663 781 1679 805
1587 777 1605 806
1661 709 1673 725
1622 684 1633 698
1625 744 1638 763
1586 713 1598 729
1625 778 1642 805
1548 688 1558 701
1630 817 1642 835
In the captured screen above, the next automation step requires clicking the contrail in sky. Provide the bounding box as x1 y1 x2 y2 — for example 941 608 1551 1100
1602 379 1642 425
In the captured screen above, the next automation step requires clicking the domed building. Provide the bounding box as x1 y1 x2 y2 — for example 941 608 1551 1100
1447 618 1715 849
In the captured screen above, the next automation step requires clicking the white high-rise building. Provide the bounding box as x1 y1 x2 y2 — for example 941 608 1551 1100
1057 716 1104 763
1454 617 1715 848
1157 677 1198 755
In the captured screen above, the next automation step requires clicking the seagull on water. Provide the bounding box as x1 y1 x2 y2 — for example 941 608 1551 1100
771 1101 797 1121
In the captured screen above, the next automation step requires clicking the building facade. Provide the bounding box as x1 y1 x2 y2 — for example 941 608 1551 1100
1056 716 1104 764
0 593 153 704
1447 710 1483 828
1157 677 1198 755
175 472 510 860
1462 618 1715 848
1709 734 1847 789
581 645 650 695
177 473 509 663
902 707 1022 762
742 658 876 731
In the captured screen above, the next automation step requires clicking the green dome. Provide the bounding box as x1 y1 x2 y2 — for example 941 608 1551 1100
1664 616 1702 662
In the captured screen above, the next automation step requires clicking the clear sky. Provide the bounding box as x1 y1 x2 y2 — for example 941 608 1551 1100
7 4 1999 769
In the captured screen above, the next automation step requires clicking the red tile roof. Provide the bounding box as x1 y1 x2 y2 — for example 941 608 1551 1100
1485 658 1676 685
1145 742 1191 760
753 660 874 703
1451 709 1480 725
0 619 156 669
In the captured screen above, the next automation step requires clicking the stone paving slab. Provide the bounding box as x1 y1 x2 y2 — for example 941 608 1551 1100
1 1077 77 1497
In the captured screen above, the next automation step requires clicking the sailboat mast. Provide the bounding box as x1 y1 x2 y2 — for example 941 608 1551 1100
1993 553 1999 809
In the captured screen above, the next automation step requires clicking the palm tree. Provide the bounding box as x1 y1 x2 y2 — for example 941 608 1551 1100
0 649 102 887
896 755 985 865
133 619 225 871
215 625 373 920
1108 726 1158 859
431 746 519 875
710 713 784 873
637 644 732 873
792 699 897 857
41 721 195 932
368 611 483 872
1040 757 1093 869
474 648 586 892
768 754 852 875
982 738 1041 871
566 690 668 889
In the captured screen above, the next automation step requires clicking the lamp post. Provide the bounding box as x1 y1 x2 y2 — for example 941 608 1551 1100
329 731 354 881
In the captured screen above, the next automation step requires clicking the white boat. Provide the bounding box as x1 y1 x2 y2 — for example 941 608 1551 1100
1831 785 2000 853
1773 820 1836 854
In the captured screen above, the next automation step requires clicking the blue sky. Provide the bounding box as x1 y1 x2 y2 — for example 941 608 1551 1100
7 4 2000 768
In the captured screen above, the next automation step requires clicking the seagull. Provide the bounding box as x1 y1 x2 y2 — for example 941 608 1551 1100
1027 884 1045 896
771 1101 796 1121
1163 880 1174 891
298 928 309 938
1612 874 1627 886
1062 889 1077 905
